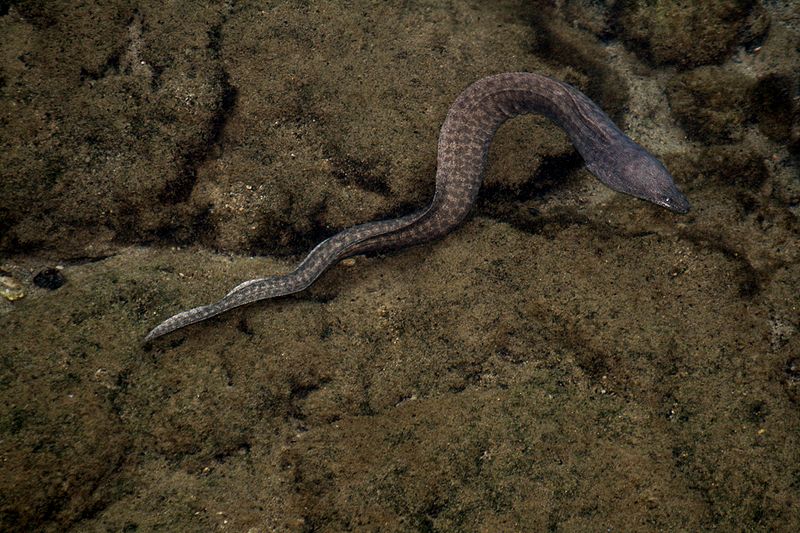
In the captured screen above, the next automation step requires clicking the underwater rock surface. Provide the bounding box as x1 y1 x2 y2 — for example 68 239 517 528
1 1 798 531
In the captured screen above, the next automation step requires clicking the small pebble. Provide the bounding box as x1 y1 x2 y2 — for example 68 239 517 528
0 275 24 301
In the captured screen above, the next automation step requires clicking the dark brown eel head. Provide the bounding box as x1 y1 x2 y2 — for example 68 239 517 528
586 138 690 214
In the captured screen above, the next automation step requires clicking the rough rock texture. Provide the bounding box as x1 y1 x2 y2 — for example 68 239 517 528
1 1 799 531
666 67 756 144
0 3 230 256
614 0 770 69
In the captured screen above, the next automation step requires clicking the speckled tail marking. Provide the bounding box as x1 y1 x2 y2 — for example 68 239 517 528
145 72 689 341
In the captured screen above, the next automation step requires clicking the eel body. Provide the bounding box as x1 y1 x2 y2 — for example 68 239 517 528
145 72 689 341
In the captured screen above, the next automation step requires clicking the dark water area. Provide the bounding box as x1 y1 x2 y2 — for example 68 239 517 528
1 1 798 531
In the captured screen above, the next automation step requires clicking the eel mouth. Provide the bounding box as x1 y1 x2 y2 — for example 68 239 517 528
657 191 691 214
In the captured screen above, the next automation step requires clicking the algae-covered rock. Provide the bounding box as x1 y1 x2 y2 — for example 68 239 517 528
752 74 798 150
553 0 615 41
667 65 799 152
666 67 755 144
615 0 769 69
0 3 230 257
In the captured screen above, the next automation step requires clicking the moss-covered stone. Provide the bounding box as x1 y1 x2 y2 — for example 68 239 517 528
668 145 768 192
554 0 615 41
0 3 230 257
752 74 798 148
666 67 755 143
615 0 768 69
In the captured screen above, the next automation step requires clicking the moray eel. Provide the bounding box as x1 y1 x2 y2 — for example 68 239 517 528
145 72 690 342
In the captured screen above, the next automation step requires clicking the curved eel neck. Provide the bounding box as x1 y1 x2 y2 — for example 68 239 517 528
343 73 622 257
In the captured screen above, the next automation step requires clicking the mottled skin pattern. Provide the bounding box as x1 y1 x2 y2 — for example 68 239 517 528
145 72 690 342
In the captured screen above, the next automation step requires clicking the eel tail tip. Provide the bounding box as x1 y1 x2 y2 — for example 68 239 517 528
143 325 164 343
